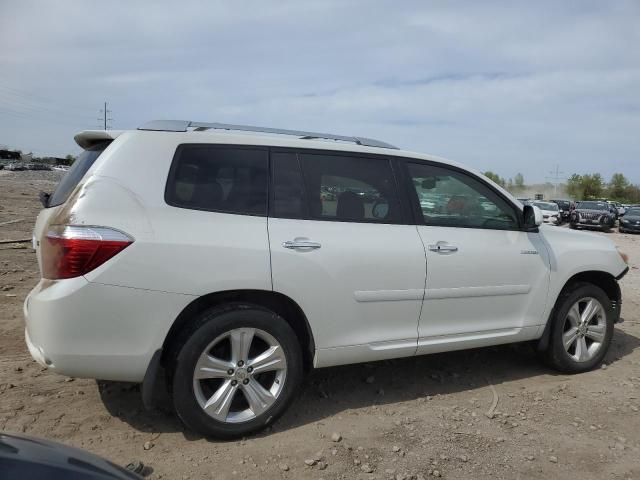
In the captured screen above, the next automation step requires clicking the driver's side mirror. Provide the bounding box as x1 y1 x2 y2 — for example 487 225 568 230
523 205 543 229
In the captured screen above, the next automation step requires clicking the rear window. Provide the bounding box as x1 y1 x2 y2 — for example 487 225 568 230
165 145 268 216
48 142 111 207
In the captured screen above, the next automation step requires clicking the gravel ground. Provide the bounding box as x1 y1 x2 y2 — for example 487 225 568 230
1 170 639 479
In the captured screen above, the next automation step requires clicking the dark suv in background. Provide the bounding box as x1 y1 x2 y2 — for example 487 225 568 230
550 199 574 224
570 200 616 231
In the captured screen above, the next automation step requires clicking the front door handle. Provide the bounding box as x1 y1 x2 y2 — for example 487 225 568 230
428 241 458 253
283 239 322 250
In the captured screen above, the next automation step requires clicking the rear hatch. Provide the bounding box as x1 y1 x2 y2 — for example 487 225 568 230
32 131 119 273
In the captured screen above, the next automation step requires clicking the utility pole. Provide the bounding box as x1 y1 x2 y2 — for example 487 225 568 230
545 164 566 198
98 102 113 130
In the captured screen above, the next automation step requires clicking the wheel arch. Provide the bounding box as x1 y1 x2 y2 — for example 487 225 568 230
537 269 622 352
161 289 315 373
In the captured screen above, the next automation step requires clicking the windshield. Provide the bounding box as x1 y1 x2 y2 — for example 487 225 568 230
47 141 111 207
626 208 640 216
576 201 608 211
533 201 558 211
553 200 570 209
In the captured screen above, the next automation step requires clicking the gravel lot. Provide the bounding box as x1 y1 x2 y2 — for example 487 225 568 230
1 170 639 479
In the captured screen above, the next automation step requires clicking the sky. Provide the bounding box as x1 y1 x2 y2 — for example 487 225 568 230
1 1 639 183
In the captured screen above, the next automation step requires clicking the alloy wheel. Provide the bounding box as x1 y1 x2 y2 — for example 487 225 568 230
562 297 606 362
192 328 287 423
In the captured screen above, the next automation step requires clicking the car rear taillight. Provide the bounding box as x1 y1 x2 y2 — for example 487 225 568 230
41 225 133 280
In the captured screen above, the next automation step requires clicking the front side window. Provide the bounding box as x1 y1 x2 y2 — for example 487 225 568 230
166 145 268 215
298 153 402 223
407 162 519 230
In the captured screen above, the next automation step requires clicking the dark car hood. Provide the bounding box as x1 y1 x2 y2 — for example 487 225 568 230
622 215 640 222
0 432 140 479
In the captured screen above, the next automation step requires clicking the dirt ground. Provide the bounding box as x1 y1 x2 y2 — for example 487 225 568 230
1 170 639 480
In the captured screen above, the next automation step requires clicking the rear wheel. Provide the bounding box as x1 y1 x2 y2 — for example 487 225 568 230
540 283 613 373
171 304 303 438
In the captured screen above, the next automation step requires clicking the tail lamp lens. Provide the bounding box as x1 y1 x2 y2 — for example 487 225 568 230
41 225 133 280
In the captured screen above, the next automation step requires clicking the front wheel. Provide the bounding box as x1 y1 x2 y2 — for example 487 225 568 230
171 304 303 439
540 283 614 373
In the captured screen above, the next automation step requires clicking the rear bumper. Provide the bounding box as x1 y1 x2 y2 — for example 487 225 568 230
24 277 194 382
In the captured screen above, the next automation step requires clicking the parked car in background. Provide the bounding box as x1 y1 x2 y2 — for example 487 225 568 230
532 201 560 224
614 202 626 217
25 120 628 439
619 206 640 233
603 200 620 219
6 163 26 171
570 201 616 231
550 199 573 223
516 198 531 205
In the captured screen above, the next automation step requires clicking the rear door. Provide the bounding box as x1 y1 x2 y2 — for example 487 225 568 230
268 150 426 368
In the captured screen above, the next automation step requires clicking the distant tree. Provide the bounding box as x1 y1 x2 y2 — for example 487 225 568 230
566 174 584 199
506 177 514 191
483 171 506 187
608 173 629 200
582 173 604 199
64 154 76 166
623 185 640 203
565 173 604 200
514 173 525 190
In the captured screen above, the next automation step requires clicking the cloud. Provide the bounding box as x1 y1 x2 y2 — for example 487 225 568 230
0 0 639 182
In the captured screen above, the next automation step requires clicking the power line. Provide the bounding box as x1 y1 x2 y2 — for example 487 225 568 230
545 164 567 198
98 101 113 130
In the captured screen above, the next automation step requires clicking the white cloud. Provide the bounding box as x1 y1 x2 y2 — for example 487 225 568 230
0 0 638 182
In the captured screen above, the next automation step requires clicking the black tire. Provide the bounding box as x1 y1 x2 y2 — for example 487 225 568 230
569 223 577 229
540 282 614 373
171 303 303 439
619 228 625 233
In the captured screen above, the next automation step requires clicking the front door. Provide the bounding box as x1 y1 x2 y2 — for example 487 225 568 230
403 162 550 354
268 150 426 368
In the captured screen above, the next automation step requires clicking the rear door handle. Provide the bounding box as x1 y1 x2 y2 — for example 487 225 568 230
283 239 322 250
428 241 458 253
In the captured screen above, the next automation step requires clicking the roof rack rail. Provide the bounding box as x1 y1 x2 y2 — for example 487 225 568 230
137 120 398 150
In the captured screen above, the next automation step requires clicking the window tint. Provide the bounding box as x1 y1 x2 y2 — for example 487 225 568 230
299 153 401 223
271 152 306 219
407 163 519 230
48 141 111 207
166 146 268 215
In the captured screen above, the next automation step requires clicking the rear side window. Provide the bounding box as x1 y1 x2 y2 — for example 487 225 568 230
298 153 402 223
166 145 268 216
48 141 111 207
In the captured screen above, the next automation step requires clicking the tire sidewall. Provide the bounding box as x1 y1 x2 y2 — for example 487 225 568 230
549 284 614 373
172 305 303 439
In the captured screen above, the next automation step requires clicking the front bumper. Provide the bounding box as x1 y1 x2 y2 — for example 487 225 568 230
24 277 193 382
619 221 640 232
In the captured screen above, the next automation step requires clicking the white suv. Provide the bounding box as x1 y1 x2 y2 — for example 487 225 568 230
25 120 628 438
